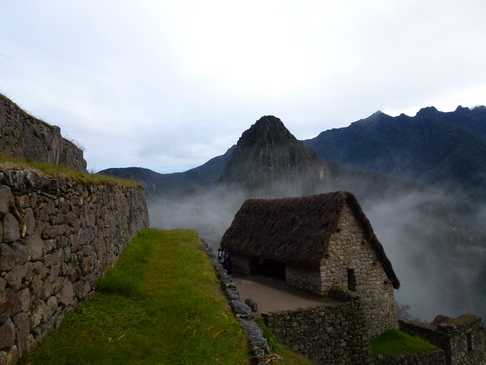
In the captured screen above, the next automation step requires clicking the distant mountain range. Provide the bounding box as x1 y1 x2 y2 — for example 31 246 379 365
101 106 486 210
100 107 486 320
304 106 486 211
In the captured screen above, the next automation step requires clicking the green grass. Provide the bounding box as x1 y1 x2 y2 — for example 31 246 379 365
370 329 439 357
21 229 251 365
255 318 316 365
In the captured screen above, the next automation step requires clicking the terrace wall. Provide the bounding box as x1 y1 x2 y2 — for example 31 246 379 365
262 290 374 365
0 93 87 171
0 169 149 364
399 316 486 365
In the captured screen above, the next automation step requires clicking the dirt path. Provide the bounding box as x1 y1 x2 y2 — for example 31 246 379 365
232 274 341 317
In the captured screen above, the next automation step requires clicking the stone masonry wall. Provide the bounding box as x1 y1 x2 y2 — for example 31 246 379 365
0 94 87 171
262 293 374 365
399 316 486 365
0 169 149 364
321 203 397 337
374 350 446 365
285 203 397 338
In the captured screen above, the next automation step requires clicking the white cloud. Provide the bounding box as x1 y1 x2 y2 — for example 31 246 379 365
1 0 485 172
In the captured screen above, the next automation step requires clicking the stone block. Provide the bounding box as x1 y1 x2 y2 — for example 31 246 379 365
58 279 74 306
0 289 21 324
0 185 14 214
11 242 29 265
6 265 26 291
0 244 16 271
17 288 31 313
41 280 54 300
3 212 20 242
12 312 30 354
0 319 15 348
30 300 47 329
25 235 44 260
23 207 35 236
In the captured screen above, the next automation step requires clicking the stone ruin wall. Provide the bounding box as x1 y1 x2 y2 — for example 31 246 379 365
0 94 87 171
373 350 446 365
0 169 149 364
262 291 374 365
399 316 486 365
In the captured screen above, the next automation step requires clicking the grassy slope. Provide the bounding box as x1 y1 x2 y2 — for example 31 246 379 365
370 329 439 357
22 229 251 365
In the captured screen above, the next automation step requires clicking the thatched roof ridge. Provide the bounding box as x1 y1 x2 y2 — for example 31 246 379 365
221 191 400 289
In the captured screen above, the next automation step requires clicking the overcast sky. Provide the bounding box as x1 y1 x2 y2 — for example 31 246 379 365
1 1 485 173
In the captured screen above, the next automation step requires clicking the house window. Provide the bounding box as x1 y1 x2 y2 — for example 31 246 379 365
347 269 356 291
467 332 473 352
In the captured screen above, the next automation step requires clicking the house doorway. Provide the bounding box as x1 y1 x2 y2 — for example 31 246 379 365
251 258 286 280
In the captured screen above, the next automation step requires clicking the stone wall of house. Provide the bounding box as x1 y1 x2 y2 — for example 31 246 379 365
262 290 374 365
0 169 149 364
399 316 486 365
0 94 87 171
374 350 446 365
320 203 397 337
286 265 323 294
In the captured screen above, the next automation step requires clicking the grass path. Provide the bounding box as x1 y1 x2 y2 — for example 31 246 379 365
22 229 251 364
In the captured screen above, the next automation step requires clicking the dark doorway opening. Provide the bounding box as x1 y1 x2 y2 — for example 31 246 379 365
250 258 286 280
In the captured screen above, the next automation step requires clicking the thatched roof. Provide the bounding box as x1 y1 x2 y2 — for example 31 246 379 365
221 191 400 289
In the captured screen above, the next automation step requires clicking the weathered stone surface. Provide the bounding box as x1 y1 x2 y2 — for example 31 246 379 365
5 265 25 291
0 186 14 213
30 300 47 329
0 290 21 324
0 94 87 171
22 208 35 236
16 289 30 313
2 213 20 242
244 297 258 312
10 242 29 265
230 300 252 319
58 279 74 306
239 318 270 357
0 319 15 348
263 301 373 365
0 244 16 271
12 313 30 354
0 167 149 363
25 235 44 260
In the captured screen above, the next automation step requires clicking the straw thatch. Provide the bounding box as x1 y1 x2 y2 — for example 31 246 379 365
221 191 400 289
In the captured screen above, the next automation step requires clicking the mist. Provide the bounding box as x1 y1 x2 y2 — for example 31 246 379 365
148 186 248 250
362 192 484 321
148 183 485 323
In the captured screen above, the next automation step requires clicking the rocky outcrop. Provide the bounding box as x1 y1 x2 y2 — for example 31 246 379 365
0 169 149 363
0 94 87 171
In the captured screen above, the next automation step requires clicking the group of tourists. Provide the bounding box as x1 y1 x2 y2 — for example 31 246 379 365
217 247 234 276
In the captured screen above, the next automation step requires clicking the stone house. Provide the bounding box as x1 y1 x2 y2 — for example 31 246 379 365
221 191 400 336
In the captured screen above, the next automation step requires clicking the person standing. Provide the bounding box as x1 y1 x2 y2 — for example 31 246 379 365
217 247 225 265
223 250 234 277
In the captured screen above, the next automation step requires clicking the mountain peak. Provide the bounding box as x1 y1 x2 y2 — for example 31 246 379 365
218 116 325 195
416 106 440 119
235 115 296 149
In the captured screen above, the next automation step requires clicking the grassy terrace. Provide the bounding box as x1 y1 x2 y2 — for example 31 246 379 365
21 229 251 364
0 153 141 188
